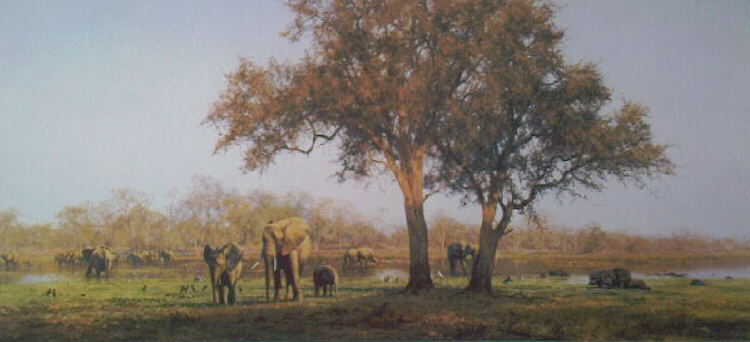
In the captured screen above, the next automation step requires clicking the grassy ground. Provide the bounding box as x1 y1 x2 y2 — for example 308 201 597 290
1 272 748 341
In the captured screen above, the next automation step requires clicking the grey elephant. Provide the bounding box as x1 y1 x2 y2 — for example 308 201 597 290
262 217 311 302
447 242 476 276
159 250 174 266
343 247 377 270
313 265 338 297
589 268 632 288
126 252 144 267
1 252 20 271
85 247 114 278
203 243 244 305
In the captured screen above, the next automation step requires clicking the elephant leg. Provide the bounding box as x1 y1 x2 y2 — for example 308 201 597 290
210 283 217 304
228 284 236 305
284 268 294 300
289 252 303 301
273 269 282 301
315 284 319 297
449 258 456 276
218 285 226 304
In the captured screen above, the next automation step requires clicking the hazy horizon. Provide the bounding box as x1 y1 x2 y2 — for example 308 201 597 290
1 1 748 238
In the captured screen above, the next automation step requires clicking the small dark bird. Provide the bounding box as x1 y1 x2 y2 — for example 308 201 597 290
190 284 196 292
45 289 52 297
503 276 512 284
202 285 208 291
142 285 148 292
81 293 86 297
52 289 57 297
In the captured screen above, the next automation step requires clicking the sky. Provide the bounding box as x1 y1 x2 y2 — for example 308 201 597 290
1 1 748 238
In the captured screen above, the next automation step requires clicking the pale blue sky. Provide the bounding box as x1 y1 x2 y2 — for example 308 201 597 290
1 1 748 237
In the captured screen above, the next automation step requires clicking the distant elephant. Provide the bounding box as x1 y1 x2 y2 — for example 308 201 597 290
589 268 632 288
548 269 570 277
262 217 311 302
1 252 19 271
313 265 338 297
447 242 476 276
85 247 114 278
54 252 67 267
126 252 144 267
343 247 377 270
141 251 159 265
356 247 377 268
81 247 96 266
159 250 174 266
203 243 243 305
343 248 358 270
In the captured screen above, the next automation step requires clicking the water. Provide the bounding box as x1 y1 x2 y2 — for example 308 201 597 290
17 274 68 285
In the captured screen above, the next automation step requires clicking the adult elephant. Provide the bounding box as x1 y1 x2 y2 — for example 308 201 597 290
203 243 243 305
85 247 114 278
447 242 476 276
356 247 377 268
158 250 173 266
126 252 144 267
1 252 19 271
262 217 311 302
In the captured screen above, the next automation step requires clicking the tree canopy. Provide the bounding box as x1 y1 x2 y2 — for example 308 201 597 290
206 0 672 293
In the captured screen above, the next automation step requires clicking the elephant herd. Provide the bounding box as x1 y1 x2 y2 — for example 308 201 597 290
50 247 175 279
125 250 173 267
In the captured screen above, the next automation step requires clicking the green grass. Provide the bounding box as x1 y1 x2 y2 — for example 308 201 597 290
1 272 749 341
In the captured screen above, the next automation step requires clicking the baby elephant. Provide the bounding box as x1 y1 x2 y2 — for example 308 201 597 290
313 265 338 297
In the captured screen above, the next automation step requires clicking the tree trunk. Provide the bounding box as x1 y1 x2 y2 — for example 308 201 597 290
466 204 510 294
402 189 434 294
392 155 434 294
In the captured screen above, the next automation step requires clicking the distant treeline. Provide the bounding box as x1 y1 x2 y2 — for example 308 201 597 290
1 176 748 255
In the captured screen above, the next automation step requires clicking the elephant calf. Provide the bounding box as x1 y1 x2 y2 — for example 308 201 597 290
203 243 244 305
313 265 338 297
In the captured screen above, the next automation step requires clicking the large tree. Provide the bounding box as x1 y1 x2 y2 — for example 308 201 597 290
207 0 488 292
428 1 674 293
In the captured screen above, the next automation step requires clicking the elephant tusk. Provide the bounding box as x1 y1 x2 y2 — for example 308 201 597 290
272 257 277 272
249 261 260 270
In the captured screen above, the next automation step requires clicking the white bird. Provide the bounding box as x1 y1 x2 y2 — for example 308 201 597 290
436 270 445 280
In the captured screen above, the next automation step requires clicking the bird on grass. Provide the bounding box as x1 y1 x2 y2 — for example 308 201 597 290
202 285 208 291
503 276 512 284
435 270 445 280
142 285 148 292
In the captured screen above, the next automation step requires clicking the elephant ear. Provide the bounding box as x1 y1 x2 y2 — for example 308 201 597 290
225 244 243 272
203 245 213 263
280 217 310 255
